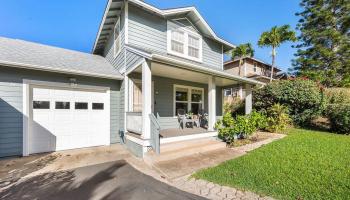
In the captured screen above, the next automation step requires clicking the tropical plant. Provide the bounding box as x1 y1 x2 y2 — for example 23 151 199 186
266 104 292 133
231 43 254 76
253 78 323 125
258 25 297 82
292 0 350 87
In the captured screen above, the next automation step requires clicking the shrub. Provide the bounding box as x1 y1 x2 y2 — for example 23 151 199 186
254 79 323 126
233 115 257 139
215 111 268 143
266 104 292 133
326 104 350 134
215 112 235 143
250 111 268 130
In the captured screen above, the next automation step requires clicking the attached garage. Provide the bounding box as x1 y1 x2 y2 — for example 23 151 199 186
0 37 124 158
28 85 110 154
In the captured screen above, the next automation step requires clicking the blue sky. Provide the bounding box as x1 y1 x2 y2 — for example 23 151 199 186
0 0 300 71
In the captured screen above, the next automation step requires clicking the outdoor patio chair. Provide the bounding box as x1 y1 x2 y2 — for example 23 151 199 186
198 109 208 128
177 109 194 129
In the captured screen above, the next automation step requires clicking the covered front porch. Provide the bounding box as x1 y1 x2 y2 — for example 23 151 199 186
123 57 258 156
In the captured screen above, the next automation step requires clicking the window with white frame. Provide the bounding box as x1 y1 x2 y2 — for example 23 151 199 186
223 89 232 97
114 18 121 57
167 22 203 62
188 35 200 58
171 30 185 54
253 62 257 72
174 85 204 115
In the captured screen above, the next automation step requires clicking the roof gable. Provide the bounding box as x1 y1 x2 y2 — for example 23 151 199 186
92 0 235 54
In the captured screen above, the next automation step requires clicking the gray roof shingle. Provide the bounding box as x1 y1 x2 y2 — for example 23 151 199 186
0 37 122 79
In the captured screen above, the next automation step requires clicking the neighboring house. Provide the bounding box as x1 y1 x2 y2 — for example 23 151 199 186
0 0 262 158
222 57 282 105
224 56 282 84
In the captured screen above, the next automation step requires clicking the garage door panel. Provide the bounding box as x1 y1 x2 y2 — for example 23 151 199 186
29 86 110 154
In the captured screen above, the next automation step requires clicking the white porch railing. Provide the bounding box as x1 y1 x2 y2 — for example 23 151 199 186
126 112 142 134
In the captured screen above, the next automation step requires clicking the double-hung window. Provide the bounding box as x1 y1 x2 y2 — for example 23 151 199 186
114 18 121 57
174 85 204 116
167 22 203 62
188 35 200 59
171 31 185 54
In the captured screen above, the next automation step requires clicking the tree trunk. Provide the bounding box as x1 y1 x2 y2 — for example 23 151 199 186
270 47 276 82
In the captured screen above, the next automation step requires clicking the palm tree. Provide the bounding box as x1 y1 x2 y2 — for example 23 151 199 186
258 25 296 82
231 43 254 77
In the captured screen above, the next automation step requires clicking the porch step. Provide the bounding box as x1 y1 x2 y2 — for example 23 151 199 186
144 137 226 164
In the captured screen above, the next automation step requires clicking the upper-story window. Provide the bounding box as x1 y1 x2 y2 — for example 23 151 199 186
114 18 121 57
167 22 203 62
171 31 185 54
253 62 257 72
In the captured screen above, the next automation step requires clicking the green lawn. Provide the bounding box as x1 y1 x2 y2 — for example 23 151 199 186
193 129 350 200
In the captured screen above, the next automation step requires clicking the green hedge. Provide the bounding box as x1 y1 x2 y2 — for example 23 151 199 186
254 79 323 126
326 104 350 134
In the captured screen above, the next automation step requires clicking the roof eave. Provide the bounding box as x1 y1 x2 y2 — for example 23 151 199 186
0 60 124 80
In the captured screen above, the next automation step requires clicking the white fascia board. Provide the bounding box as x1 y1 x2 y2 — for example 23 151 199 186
92 0 113 53
151 54 265 85
0 60 124 80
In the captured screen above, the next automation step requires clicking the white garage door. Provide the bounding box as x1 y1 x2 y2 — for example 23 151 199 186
29 86 110 154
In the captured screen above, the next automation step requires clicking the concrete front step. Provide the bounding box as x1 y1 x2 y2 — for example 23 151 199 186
144 137 226 164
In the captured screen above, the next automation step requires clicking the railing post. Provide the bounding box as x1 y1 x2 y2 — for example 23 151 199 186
149 113 160 154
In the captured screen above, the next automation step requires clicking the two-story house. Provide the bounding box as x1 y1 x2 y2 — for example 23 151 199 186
224 56 282 83
0 0 262 158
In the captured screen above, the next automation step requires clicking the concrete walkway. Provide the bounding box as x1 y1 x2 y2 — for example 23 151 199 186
154 133 286 200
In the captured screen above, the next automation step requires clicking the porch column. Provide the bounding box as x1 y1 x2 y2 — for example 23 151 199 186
245 84 252 114
208 76 216 131
142 61 152 140
239 85 243 100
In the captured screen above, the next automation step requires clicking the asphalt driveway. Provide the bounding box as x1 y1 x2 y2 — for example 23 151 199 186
0 160 206 200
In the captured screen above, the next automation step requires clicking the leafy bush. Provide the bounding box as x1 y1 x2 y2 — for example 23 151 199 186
326 104 350 134
215 111 268 143
266 104 292 133
233 115 257 139
215 112 235 144
250 111 268 130
254 79 323 125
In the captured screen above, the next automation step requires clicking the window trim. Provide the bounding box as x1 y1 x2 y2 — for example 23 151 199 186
114 18 121 58
173 84 204 116
167 22 203 63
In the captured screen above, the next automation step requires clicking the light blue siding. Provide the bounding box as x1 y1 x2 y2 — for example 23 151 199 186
128 4 167 53
0 80 22 157
0 66 122 157
125 138 143 157
128 4 223 70
126 51 144 71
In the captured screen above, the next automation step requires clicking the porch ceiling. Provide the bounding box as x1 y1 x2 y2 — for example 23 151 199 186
134 62 240 86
